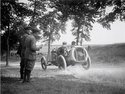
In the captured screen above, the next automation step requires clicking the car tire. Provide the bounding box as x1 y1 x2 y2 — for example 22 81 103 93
57 55 67 70
41 56 47 70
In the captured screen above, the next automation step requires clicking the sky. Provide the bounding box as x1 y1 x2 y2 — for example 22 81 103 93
19 0 125 45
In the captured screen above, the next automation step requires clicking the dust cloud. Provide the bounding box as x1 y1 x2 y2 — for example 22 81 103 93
57 64 125 86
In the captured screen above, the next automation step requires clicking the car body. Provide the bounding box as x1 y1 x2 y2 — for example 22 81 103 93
41 45 91 70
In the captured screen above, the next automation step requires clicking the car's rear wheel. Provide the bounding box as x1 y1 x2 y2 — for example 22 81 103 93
41 56 47 70
57 55 67 69
82 57 91 70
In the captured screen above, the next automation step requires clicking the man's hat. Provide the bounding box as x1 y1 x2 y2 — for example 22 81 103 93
72 41 75 45
32 27 41 34
62 42 67 45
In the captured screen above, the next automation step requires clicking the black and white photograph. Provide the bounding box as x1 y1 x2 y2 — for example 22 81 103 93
1 0 125 94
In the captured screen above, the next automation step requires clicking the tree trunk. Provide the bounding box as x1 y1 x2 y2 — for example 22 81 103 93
76 26 80 45
47 35 51 62
6 39 9 66
80 38 83 46
6 25 10 66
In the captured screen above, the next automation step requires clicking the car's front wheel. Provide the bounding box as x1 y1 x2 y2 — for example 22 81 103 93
57 55 67 70
41 56 47 70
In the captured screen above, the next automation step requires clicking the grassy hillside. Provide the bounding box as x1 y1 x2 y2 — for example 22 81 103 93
40 43 125 64
88 43 125 64
33 43 125 63
2 43 125 64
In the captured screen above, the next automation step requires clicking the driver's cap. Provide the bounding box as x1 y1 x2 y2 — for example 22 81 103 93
62 42 67 45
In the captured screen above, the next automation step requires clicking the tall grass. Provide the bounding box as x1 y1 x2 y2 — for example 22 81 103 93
88 43 125 64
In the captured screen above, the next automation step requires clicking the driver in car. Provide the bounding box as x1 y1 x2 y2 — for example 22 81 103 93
57 42 68 56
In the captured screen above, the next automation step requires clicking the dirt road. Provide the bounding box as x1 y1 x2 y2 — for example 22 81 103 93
1 62 125 94
1 62 125 87
34 63 125 87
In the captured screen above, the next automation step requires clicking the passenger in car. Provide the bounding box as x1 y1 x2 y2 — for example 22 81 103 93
57 42 68 56
71 41 76 48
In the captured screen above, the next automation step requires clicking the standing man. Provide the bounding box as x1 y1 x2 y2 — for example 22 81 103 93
23 27 43 83
17 26 32 80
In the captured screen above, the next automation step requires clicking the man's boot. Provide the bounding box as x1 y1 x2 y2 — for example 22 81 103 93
20 74 23 80
27 70 31 82
20 69 24 80
22 70 27 83
20 66 23 80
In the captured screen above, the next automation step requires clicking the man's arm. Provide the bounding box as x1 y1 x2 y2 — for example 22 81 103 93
30 36 42 51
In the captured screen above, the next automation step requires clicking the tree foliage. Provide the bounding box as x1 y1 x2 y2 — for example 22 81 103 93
98 0 125 28
49 0 102 44
50 0 125 45
1 0 33 30
39 10 65 41
1 0 125 52
1 0 34 55
27 0 47 27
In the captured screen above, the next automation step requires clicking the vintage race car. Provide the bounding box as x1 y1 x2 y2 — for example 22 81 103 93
41 46 91 70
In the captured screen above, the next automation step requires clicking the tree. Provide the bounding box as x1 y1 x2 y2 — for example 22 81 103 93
71 16 91 45
50 0 105 45
39 10 66 61
27 0 66 61
50 0 125 45
1 0 33 66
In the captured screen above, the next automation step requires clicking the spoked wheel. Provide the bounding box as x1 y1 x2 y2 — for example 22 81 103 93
57 55 67 70
41 56 47 70
82 57 91 70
